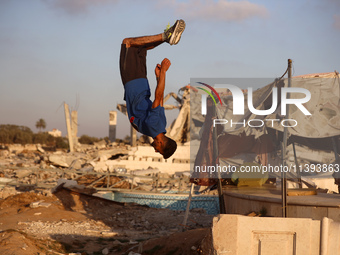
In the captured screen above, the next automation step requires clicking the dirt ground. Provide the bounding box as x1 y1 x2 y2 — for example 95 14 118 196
0 188 214 255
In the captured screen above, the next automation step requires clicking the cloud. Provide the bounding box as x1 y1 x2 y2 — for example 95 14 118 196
334 14 340 30
43 0 268 21
42 0 119 15
161 0 268 22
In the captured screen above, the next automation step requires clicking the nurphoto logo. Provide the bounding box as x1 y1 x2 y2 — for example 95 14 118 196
197 82 311 116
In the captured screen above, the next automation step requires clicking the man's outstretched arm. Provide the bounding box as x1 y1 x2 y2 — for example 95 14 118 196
152 58 171 109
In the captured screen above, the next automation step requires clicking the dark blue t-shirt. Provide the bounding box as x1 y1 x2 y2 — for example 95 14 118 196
124 78 166 138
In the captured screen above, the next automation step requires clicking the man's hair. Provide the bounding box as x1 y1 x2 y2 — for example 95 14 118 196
162 136 177 159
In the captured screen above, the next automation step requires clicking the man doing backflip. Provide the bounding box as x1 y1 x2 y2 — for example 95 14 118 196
119 20 185 159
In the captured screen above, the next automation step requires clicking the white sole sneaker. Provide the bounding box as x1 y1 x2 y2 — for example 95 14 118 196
169 19 186 45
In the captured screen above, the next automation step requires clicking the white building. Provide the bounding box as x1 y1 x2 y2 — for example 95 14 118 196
48 129 62 137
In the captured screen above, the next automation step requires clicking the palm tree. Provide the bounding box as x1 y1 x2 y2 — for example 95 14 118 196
35 118 46 133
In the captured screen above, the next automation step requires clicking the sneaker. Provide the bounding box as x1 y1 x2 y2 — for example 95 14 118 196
164 19 186 45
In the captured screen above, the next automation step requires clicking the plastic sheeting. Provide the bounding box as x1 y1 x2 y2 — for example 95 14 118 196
213 72 340 138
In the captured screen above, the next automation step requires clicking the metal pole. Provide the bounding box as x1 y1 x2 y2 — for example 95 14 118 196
332 137 339 161
293 143 302 188
281 142 287 217
178 177 182 193
281 59 292 217
331 137 340 193
182 183 195 228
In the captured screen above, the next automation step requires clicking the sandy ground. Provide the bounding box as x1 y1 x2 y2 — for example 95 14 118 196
0 188 214 255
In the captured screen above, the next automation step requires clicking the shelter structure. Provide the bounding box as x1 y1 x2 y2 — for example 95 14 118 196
191 72 340 190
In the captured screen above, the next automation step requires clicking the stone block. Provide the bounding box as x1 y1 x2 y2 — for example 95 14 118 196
210 214 321 255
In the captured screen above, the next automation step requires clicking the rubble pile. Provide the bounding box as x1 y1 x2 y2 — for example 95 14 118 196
0 141 130 172
0 188 214 255
0 142 213 254
0 142 192 194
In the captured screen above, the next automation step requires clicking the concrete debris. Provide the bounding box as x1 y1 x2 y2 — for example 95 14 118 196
0 186 17 199
92 161 107 172
93 140 107 150
0 140 194 195
23 220 113 237
29 201 51 209
3 190 214 252
36 145 45 154
48 154 86 168
101 247 109 255
101 231 118 237
14 169 32 178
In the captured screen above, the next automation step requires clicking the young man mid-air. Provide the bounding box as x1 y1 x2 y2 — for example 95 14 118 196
119 20 185 159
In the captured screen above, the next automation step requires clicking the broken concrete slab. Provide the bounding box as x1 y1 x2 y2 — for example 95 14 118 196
48 154 86 169
48 154 72 167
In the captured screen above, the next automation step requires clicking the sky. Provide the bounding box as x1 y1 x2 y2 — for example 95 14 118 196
0 0 339 139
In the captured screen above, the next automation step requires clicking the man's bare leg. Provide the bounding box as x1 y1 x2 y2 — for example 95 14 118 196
122 34 163 49
122 19 186 49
